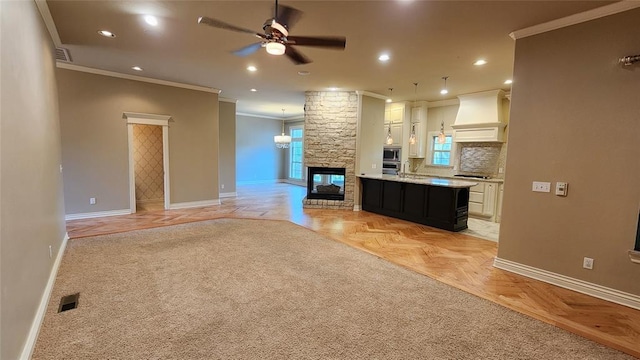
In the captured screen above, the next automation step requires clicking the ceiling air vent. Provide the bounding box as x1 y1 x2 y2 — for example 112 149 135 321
55 47 72 62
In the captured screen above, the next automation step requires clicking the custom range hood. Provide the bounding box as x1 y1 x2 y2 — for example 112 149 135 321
451 89 506 142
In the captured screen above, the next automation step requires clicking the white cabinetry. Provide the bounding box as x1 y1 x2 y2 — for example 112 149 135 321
408 103 427 158
384 103 405 146
468 181 502 222
383 123 403 146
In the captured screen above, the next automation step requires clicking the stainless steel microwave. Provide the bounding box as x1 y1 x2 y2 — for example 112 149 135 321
383 147 401 162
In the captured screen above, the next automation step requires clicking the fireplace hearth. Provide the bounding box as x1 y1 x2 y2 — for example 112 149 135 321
307 167 345 201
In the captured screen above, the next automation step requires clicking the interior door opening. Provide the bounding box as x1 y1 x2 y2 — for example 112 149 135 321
133 124 164 212
124 111 171 214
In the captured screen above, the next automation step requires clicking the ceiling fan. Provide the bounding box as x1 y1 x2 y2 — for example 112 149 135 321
197 0 346 65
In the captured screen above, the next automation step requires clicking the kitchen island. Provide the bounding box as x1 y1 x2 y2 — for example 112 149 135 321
358 174 477 232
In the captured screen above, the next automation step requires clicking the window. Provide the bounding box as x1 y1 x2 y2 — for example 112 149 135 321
431 134 453 166
289 126 304 180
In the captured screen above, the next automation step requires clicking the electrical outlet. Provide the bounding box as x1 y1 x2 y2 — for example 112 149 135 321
532 181 551 192
89 197 96 205
221 184 225 189
372 163 377 169
583 257 594 270
498 167 504 174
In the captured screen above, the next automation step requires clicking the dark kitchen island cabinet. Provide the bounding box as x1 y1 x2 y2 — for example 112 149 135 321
359 175 476 232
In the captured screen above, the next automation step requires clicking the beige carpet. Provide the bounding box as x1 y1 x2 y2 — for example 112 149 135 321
33 219 630 359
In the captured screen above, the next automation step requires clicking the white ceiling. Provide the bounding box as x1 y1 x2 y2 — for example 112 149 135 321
46 0 612 118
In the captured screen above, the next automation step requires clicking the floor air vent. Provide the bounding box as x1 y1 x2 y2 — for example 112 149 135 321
58 293 79 313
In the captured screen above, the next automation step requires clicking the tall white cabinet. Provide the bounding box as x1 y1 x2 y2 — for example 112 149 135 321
408 102 427 158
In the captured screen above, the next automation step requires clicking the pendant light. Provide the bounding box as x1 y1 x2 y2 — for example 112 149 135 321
385 88 394 145
274 109 291 149
437 120 446 144
440 76 449 95
408 82 418 145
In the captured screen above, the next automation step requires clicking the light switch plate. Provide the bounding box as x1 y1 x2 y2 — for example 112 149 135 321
555 182 568 196
532 181 551 192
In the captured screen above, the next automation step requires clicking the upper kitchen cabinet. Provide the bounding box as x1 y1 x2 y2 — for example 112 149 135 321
383 122 403 146
408 101 428 158
384 102 406 146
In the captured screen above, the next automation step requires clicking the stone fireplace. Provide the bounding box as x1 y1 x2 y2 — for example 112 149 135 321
303 91 358 210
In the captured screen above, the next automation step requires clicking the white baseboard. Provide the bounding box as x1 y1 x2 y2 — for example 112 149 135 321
65 209 131 221
353 205 362 211
220 192 237 198
169 199 220 210
136 198 163 204
237 179 285 185
20 232 69 360
494 257 640 311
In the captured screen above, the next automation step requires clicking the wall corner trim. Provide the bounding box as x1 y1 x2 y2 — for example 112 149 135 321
20 232 69 360
494 257 640 311
509 1 640 40
55 62 221 94
169 199 220 210
65 209 131 221
353 205 362 212
34 0 62 47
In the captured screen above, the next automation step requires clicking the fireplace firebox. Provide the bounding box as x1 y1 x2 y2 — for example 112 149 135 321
307 167 345 200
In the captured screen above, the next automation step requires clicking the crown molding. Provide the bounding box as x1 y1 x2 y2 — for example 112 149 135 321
427 99 459 108
236 112 304 121
510 1 640 40
356 91 387 100
56 62 221 94
219 97 237 103
34 0 62 47
236 112 283 120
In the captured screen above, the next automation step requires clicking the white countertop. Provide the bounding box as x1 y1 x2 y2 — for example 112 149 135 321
358 174 478 188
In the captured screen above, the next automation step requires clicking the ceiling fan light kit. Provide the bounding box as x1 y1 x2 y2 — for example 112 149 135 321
266 42 286 55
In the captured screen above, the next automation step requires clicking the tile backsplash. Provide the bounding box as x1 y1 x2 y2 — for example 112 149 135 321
413 142 507 179
459 144 501 174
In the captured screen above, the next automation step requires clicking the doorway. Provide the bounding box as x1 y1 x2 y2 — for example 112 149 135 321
133 124 164 212
123 112 171 213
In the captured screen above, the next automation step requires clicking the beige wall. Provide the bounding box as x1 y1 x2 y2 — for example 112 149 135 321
0 2 67 359
357 95 385 175
57 69 219 214
133 124 164 202
498 9 640 295
218 101 237 194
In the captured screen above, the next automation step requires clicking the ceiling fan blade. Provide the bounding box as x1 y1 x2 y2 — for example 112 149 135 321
233 42 263 57
285 46 312 65
197 16 259 35
274 4 302 29
287 36 346 49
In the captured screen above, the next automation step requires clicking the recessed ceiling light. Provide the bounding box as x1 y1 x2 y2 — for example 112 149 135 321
386 98 392 103
131 66 143 71
329 87 338 91
97 30 115 38
504 79 513 85
298 70 310 76
144 15 158 26
473 59 487 66
440 89 449 95
247 65 257 72
250 88 257 92
378 54 390 62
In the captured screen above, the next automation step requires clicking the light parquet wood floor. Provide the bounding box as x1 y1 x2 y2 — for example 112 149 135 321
66 183 640 358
